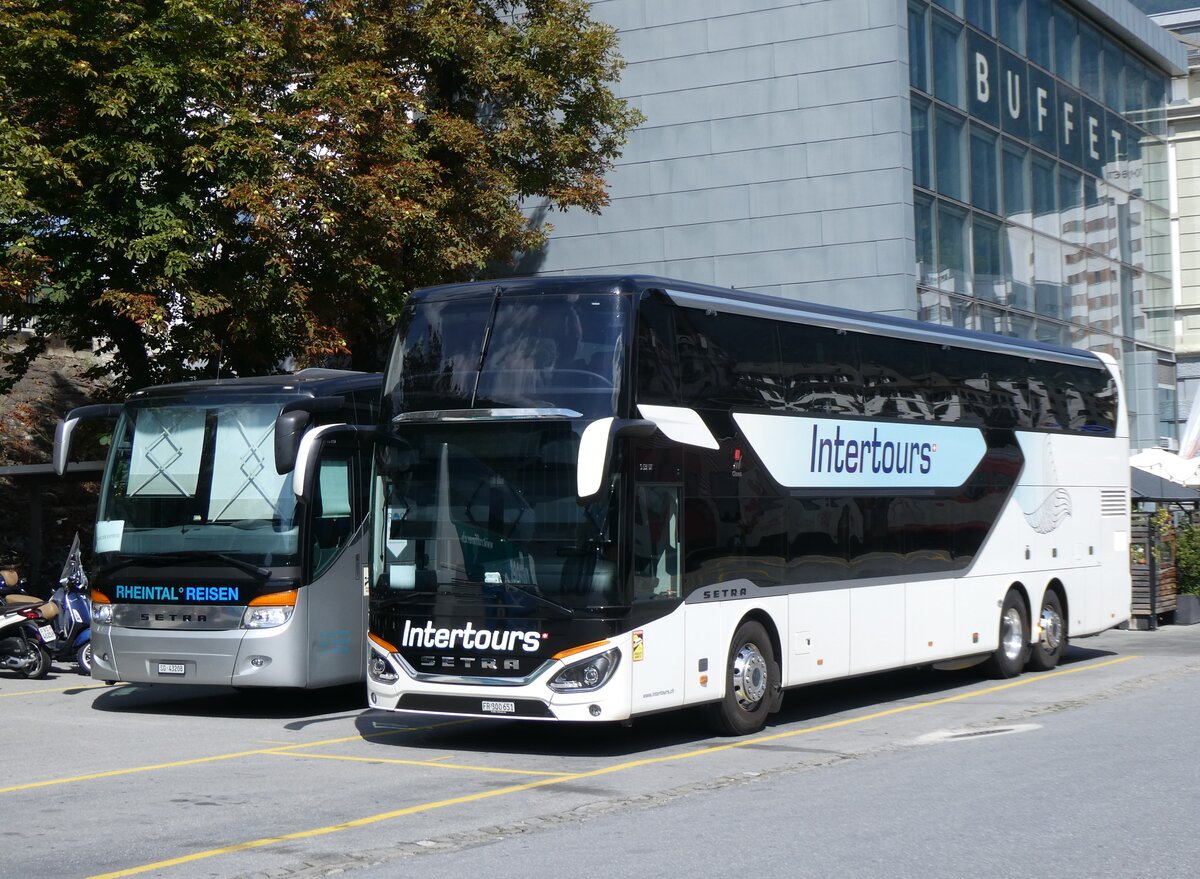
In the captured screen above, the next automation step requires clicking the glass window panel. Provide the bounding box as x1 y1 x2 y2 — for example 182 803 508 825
915 192 937 287
1028 0 1052 70
1081 98 1106 178
967 32 999 126
934 0 964 15
973 215 1004 303
909 2 929 92
999 51 1029 140
1003 223 1035 311
918 287 953 324
1032 154 1056 227
1002 139 1029 221
937 201 970 295
969 124 999 214
1034 235 1066 320
1053 3 1078 86
935 107 968 202
1085 257 1117 337
1102 39 1123 113
933 12 965 109
1124 56 1145 119
1144 71 1167 138
966 0 992 34
1058 165 1083 246
998 0 1024 54
912 95 932 189
1029 67 1057 154
1079 24 1101 101
1085 187 1113 259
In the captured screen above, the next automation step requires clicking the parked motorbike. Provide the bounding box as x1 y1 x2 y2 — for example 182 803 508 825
0 599 51 679
33 534 92 673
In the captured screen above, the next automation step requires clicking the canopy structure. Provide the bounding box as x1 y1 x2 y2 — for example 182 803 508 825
1130 448 1200 487
1131 466 1200 504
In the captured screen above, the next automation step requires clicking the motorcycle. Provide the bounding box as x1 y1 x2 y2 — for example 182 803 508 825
0 599 51 679
33 534 93 673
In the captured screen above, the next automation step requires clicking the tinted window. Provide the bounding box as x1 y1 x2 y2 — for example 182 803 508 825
676 310 783 408
779 323 861 415
860 336 933 420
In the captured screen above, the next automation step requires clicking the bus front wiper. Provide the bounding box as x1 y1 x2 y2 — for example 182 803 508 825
97 552 272 580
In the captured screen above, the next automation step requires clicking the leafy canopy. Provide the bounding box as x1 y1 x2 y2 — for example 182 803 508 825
0 0 641 392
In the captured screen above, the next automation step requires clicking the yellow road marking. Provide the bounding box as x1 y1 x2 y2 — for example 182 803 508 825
0 717 479 796
0 683 110 699
271 751 574 776
85 655 1139 879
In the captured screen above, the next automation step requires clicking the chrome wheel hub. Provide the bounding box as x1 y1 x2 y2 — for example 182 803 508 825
1039 604 1063 652
732 642 768 710
1001 606 1025 661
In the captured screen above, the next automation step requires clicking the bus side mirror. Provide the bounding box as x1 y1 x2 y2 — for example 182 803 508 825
54 404 123 476
577 418 656 503
293 423 377 501
274 410 311 474
275 396 347 474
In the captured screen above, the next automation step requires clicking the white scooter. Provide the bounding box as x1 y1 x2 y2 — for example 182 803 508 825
0 597 52 678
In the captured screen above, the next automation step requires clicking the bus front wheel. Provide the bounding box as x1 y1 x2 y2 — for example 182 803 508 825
984 589 1029 679
705 620 778 736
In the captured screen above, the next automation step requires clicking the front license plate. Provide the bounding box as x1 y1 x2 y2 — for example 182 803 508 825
481 700 516 715
157 662 186 676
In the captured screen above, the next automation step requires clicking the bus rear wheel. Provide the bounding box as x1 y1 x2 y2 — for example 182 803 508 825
984 589 1029 679
1027 590 1066 672
705 620 777 736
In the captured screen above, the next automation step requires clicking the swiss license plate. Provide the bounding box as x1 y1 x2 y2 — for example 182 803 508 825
481 700 516 715
157 662 186 676
37 625 54 642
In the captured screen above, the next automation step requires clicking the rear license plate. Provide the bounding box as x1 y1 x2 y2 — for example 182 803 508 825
481 700 516 715
157 663 186 676
37 625 55 642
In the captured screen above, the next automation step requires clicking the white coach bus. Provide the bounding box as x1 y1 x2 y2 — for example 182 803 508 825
304 276 1129 734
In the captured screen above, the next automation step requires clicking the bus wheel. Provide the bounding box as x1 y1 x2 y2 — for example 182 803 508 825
1027 590 1066 672
706 620 777 736
984 589 1029 679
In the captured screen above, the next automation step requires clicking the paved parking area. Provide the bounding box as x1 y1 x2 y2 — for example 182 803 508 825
3 624 1198 879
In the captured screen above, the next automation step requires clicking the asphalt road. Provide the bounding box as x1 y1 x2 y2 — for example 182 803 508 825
2 623 1198 879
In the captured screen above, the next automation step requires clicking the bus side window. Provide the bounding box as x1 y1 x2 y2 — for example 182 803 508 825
632 484 680 602
311 454 355 578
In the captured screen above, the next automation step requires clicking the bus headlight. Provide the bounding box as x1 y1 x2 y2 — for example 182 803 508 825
92 603 113 624
548 647 620 693
241 606 294 629
368 651 399 684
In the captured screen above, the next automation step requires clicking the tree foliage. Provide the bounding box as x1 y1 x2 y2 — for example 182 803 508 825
0 0 641 392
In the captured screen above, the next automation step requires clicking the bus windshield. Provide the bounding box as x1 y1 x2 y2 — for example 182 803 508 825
375 421 623 612
383 290 629 418
96 400 300 567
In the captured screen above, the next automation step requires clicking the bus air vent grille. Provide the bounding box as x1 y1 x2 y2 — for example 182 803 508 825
1100 490 1127 517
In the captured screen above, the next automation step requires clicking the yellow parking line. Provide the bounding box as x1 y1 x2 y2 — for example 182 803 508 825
0 720 470 795
271 751 573 776
0 683 111 698
85 655 1139 879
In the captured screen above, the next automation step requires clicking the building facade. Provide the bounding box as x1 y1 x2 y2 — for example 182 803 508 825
522 0 1186 449
1151 7 1200 454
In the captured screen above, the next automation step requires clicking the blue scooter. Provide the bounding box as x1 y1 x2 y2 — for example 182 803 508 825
34 534 92 673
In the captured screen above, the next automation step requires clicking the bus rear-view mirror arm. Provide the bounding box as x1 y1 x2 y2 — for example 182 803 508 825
577 418 657 503
292 423 378 501
54 404 124 476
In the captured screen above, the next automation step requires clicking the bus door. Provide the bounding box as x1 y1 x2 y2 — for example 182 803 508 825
628 440 685 714
301 447 369 686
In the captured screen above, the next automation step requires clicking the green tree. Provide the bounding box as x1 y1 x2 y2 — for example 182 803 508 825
0 0 641 392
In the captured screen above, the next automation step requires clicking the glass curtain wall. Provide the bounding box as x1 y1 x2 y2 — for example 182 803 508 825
910 0 1174 447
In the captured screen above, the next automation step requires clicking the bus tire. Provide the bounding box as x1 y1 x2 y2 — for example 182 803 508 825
705 620 777 736
984 589 1029 679
1027 589 1067 672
